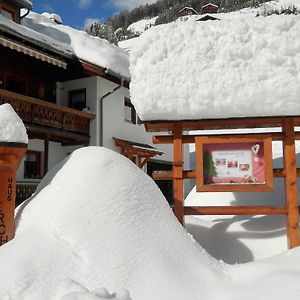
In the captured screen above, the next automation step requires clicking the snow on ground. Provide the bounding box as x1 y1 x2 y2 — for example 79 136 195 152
130 14 300 121
185 137 300 264
0 104 28 143
0 147 226 300
21 12 130 79
127 16 158 34
0 145 300 298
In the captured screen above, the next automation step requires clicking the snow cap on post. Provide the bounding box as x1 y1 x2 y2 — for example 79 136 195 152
0 103 28 144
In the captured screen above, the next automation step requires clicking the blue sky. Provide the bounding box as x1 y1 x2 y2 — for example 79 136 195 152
31 0 158 29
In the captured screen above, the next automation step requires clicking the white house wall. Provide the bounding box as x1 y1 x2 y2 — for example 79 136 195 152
16 139 79 182
57 75 191 194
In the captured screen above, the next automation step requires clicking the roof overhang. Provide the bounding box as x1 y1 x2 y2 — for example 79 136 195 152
0 35 67 68
114 137 163 167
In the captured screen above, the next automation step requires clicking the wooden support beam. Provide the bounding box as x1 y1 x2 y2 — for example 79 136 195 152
139 157 149 169
153 132 300 144
283 118 300 248
153 168 300 181
184 206 288 215
44 138 49 176
173 124 184 225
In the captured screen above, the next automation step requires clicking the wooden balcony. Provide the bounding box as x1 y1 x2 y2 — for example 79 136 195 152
0 88 95 145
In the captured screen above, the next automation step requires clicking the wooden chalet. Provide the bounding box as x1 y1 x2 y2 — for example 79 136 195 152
201 3 218 14
179 7 198 16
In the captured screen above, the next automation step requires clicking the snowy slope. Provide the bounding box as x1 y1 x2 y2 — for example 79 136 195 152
127 16 158 34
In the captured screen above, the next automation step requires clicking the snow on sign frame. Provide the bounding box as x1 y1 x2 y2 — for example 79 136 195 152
195 136 273 192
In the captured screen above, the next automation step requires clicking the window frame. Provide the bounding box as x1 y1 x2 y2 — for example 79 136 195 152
69 88 87 111
124 97 138 125
24 150 42 179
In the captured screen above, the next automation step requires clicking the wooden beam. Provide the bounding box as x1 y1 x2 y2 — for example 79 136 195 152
145 116 299 132
139 157 149 169
184 206 288 215
153 132 300 144
173 124 184 225
43 138 49 176
283 118 300 248
153 168 300 180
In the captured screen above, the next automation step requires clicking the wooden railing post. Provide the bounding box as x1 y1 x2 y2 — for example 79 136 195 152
173 124 184 225
283 118 300 248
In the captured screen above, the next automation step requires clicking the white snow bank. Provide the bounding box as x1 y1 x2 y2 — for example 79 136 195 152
185 140 300 263
0 147 225 300
1 147 300 299
130 15 300 121
22 12 130 79
0 103 28 143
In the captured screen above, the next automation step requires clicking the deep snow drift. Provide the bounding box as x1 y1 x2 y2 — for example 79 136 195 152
0 147 225 300
130 15 300 121
1 147 300 299
0 103 28 143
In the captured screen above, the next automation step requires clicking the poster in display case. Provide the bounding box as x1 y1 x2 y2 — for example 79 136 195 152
195 136 273 192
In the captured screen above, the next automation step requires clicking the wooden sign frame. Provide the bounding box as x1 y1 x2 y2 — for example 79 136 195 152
196 136 273 192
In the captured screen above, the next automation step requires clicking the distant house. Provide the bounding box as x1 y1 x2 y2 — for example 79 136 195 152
201 3 219 14
179 7 198 16
197 14 220 21
0 0 175 205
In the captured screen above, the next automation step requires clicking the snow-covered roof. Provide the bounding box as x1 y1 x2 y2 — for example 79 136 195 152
0 11 130 80
179 7 198 14
21 12 130 80
202 3 218 8
0 15 73 58
13 0 32 9
130 15 300 121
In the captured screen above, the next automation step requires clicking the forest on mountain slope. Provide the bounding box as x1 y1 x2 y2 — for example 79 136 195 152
85 0 296 44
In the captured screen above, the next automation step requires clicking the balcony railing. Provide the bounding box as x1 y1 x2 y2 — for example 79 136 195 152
0 88 95 137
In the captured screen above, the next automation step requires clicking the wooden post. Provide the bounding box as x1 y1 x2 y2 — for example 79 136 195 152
173 124 184 224
0 145 27 246
44 138 49 176
283 118 300 248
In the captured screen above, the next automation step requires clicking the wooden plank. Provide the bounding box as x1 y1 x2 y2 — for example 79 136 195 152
283 118 300 248
145 117 286 132
153 169 300 180
173 124 184 225
184 206 288 215
153 132 300 144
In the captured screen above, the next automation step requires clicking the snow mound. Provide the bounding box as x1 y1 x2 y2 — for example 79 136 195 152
0 147 224 300
0 103 28 143
130 15 300 121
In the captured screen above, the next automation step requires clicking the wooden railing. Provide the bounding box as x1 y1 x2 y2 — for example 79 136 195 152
0 89 95 136
16 182 39 206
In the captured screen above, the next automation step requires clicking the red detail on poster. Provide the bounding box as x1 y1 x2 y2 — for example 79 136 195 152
203 142 265 185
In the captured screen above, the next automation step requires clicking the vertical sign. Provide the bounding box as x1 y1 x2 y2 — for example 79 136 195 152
0 145 27 246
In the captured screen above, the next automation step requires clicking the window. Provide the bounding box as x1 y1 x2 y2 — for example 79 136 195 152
69 89 86 111
0 4 16 21
124 97 138 124
4 73 27 94
24 151 42 179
